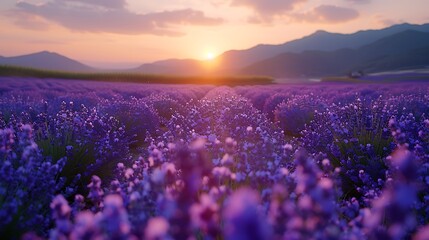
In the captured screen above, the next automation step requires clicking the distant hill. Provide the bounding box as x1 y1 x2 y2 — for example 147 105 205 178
2 22 429 78
133 22 429 76
240 30 429 77
217 23 429 71
0 51 93 72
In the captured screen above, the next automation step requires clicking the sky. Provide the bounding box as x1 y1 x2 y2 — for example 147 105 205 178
0 0 428 68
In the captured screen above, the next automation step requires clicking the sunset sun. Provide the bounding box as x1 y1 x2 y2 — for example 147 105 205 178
205 52 215 60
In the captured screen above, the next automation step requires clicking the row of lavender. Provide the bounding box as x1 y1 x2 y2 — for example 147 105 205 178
1 78 429 239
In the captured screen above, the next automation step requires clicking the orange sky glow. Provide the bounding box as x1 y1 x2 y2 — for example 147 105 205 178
0 0 428 68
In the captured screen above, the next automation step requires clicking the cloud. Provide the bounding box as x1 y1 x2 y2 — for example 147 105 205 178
293 5 359 23
4 10 51 31
218 0 359 24
375 15 405 27
63 0 127 9
27 39 68 45
228 0 307 23
345 0 371 4
230 0 306 14
14 0 224 36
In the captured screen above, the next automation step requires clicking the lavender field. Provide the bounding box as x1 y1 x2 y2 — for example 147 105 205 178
1 77 429 239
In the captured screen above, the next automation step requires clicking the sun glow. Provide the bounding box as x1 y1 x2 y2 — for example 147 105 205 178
201 51 221 72
205 52 215 60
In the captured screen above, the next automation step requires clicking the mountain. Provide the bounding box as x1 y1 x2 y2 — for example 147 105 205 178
358 30 429 56
355 47 429 74
217 23 429 71
0 51 93 72
239 49 356 78
133 22 429 75
2 22 429 77
240 30 429 77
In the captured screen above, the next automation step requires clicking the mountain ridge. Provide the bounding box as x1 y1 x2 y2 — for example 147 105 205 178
132 22 429 75
216 23 429 71
0 51 93 72
2 22 429 78
240 30 429 77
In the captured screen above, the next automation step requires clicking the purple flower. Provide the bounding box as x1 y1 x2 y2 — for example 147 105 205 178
98 194 131 238
50 195 72 238
87 175 104 210
223 188 271 240
145 217 170 240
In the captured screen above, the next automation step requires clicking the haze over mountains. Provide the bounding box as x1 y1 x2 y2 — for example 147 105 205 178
1 23 429 78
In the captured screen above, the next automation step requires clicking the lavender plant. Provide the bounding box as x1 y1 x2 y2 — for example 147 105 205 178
0 125 65 238
0 78 428 239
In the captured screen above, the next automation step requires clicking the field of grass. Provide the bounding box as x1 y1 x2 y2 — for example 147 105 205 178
0 65 274 85
322 72 429 83
320 76 373 83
